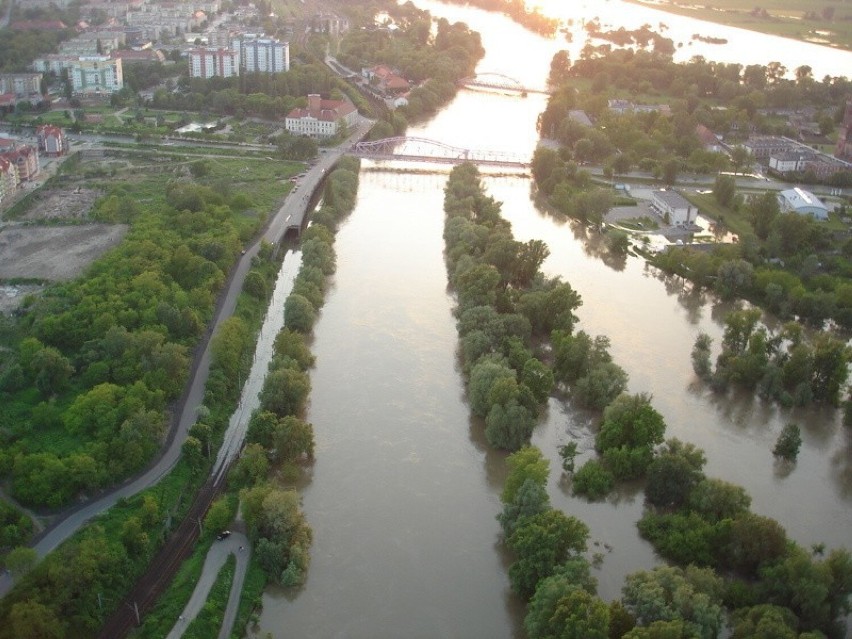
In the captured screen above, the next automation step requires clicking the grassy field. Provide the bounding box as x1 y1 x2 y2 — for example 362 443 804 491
624 0 852 50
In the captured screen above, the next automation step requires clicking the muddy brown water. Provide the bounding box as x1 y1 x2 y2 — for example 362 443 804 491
252 3 851 637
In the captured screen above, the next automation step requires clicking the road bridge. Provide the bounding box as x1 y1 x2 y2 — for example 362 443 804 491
352 136 529 168
458 72 550 95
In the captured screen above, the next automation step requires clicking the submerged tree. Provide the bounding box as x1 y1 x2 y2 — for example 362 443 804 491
772 423 802 462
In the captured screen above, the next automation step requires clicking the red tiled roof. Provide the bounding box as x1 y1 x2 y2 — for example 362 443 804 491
695 124 719 146
383 75 409 90
370 64 394 79
287 99 356 122
36 124 63 137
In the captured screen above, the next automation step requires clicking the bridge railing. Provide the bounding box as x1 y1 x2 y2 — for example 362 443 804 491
352 136 530 167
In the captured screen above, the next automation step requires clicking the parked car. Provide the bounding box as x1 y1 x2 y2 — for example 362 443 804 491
217 530 231 540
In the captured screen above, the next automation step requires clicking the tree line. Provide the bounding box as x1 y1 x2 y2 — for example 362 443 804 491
0 232 289 639
691 308 850 408
0 171 271 509
147 62 370 122
653 181 852 334
442 166 851 638
222 156 361 593
0 157 360 636
340 2 484 140
443 163 614 450
540 48 851 185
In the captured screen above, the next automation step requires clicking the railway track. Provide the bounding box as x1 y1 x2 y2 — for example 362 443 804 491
97 479 223 639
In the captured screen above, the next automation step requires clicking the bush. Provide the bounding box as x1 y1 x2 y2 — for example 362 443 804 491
572 459 614 499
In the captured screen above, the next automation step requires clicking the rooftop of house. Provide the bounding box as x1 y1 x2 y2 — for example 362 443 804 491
779 187 827 210
695 124 719 146
652 189 692 209
287 97 356 122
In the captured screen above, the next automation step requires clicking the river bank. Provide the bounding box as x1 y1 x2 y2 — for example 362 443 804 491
620 0 852 51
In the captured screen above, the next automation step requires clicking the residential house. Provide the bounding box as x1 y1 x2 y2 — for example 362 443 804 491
0 143 40 183
799 156 851 181
111 49 166 65
124 26 147 46
777 188 829 220
695 124 722 152
0 73 43 97
0 156 18 204
235 36 289 73
126 6 195 40
362 64 409 94
607 99 670 116
79 0 140 21
312 13 349 35
69 56 124 94
285 94 358 138
650 190 698 227
607 99 633 114
742 136 794 160
568 110 593 127
36 125 67 156
188 48 240 78
32 54 79 75
59 30 125 56
207 28 233 48
769 150 851 181
769 151 807 174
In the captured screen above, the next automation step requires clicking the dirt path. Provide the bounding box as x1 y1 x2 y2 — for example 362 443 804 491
0 488 46 534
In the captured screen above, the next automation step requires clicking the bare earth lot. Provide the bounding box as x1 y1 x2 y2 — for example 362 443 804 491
0 224 127 281
0 184 126 313
20 187 101 221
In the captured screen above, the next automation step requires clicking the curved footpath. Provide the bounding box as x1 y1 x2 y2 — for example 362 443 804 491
0 117 374 599
164 531 250 639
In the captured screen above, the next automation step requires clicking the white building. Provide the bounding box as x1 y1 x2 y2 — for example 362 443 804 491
69 57 123 95
188 48 240 79
285 94 358 138
36 125 67 156
236 36 289 73
650 190 698 227
769 152 805 174
777 188 829 221
32 54 78 75
0 73 42 96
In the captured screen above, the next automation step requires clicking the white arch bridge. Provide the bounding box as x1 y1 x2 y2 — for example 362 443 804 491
351 136 530 168
459 72 550 95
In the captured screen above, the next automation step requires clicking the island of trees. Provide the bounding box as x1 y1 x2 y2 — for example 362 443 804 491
442 165 851 639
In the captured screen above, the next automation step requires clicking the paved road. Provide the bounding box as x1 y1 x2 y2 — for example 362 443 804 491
0 117 374 599
164 532 250 639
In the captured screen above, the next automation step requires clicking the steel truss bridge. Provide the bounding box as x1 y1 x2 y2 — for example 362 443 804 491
458 72 550 95
352 136 529 168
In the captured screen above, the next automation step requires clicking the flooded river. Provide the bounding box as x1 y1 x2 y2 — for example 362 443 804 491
252 2 852 637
